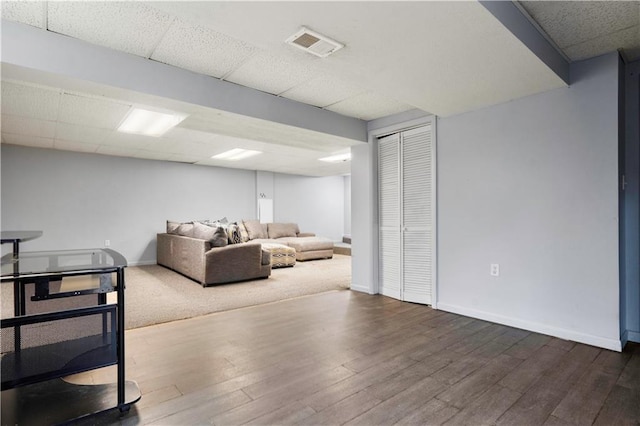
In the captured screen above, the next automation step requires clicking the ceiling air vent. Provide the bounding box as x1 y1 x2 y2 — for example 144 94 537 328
285 27 344 58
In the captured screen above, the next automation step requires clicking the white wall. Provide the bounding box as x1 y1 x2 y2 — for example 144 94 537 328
352 53 622 350
1 145 256 264
437 53 620 350
273 174 344 242
344 175 352 236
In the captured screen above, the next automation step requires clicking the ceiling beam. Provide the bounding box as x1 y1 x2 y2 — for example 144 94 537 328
479 1 570 85
1 19 367 143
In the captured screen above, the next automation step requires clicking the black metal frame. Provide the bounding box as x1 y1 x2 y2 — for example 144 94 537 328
0 248 135 416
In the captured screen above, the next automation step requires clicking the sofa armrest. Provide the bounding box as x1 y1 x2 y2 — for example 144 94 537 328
204 243 270 284
297 232 316 237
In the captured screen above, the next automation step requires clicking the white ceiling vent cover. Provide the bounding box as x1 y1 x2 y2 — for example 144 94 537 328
285 27 344 58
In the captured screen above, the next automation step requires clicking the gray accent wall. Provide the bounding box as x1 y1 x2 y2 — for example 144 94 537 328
624 59 640 343
1 145 346 265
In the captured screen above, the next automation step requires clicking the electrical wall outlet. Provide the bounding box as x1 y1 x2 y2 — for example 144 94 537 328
490 263 500 276
104 239 110 247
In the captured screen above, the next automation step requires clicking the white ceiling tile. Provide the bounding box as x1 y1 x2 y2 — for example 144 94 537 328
54 139 99 153
1 1 45 28
280 76 366 108
47 2 174 58
167 154 201 164
2 133 53 149
55 122 112 144
2 114 56 138
564 26 640 61
520 1 639 48
134 150 173 161
96 145 140 157
150 19 258 78
325 92 414 121
58 93 131 129
103 132 154 150
225 51 319 95
1 82 61 121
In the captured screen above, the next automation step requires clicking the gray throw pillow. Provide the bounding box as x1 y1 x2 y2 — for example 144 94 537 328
193 221 217 241
212 227 228 247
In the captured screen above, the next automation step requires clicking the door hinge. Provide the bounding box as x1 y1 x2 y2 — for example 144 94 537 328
622 175 627 191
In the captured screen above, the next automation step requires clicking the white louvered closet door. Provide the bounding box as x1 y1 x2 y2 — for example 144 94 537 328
378 133 401 300
402 125 433 304
378 124 435 305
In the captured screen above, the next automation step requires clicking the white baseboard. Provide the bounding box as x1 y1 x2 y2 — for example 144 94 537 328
350 283 375 294
437 302 622 352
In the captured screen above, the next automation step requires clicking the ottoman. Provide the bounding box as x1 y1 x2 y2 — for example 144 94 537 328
261 243 296 268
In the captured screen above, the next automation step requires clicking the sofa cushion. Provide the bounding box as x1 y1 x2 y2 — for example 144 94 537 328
268 223 299 239
227 223 243 244
167 220 180 234
193 221 217 240
237 221 250 243
211 227 229 247
280 236 334 252
175 222 195 238
243 219 267 240
193 222 228 247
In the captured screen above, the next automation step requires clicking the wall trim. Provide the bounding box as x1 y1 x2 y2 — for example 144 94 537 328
438 302 622 352
350 283 375 295
627 330 640 343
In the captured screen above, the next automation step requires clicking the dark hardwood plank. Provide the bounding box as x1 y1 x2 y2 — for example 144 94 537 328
592 384 640 426
442 384 522 426
551 368 618 425
346 377 446 426
62 291 639 426
394 398 459 426
296 390 382 426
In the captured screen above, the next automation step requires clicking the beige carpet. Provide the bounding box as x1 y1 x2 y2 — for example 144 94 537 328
121 254 351 329
1 255 352 329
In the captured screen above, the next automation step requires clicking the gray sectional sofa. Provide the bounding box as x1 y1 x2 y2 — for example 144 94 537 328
156 220 334 286
157 233 271 286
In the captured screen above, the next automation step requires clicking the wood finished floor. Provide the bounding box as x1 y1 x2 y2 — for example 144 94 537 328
74 290 640 426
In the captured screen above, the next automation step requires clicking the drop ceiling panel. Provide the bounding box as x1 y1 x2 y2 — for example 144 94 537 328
1 114 56 138
225 51 319 95
280 76 366 108
564 26 640 62
150 19 258 79
102 132 154 150
53 139 99 153
1 1 45 28
133 149 173 161
520 1 638 49
1 82 61 121
326 92 414 121
54 122 112 144
57 93 131 129
47 2 174 58
95 145 140 158
2 134 53 149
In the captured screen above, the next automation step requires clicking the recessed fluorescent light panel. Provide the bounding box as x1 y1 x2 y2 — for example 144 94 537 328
319 153 351 163
118 108 187 137
212 149 262 161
